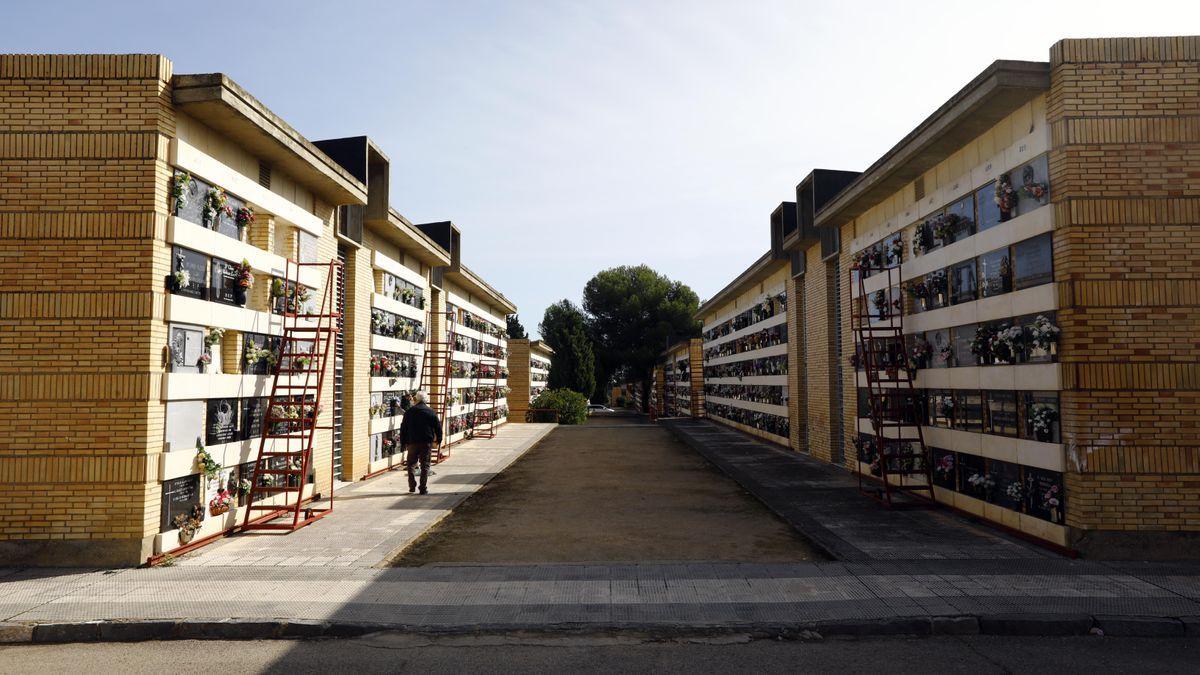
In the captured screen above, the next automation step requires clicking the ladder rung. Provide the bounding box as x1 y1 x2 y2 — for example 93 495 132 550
246 503 300 510
257 469 303 475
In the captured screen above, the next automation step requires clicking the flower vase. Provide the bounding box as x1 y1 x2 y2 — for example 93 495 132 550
178 528 195 545
198 362 207 374
234 287 248 307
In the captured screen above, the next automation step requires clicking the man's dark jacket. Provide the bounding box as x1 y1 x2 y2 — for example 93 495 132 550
400 402 443 446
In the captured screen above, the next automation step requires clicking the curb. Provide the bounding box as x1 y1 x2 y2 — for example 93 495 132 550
4 614 1200 645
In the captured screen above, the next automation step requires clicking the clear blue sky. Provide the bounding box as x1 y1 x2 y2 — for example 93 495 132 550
5 1 1198 336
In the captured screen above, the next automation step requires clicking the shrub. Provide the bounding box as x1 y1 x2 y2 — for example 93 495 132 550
532 388 589 425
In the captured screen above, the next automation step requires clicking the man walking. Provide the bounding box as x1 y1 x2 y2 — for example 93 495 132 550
400 390 442 495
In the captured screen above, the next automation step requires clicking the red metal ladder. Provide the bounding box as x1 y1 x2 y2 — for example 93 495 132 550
467 354 501 440
850 261 936 507
419 308 457 463
241 259 341 532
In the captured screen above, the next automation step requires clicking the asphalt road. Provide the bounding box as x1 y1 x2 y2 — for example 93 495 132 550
2 633 1197 674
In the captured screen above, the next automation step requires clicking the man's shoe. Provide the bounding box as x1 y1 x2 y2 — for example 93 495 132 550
419 489 428 495
408 486 416 493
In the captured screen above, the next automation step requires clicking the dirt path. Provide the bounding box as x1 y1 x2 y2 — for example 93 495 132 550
391 414 824 565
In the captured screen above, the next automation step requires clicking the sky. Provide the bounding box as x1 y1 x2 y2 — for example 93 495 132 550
5 1 1199 337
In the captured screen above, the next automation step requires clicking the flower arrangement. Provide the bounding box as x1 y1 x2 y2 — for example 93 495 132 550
204 327 225 349
911 221 933 256
244 341 278 367
1028 315 1060 352
994 173 1017 220
989 325 1024 364
234 259 254 290
848 352 861 369
270 403 301 420
935 453 955 480
932 213 958 243
171 172 194 213
938 396 955 420
871 290 888 315
1041 484 1061 512
970 324 996 362
194 441 220 480
906 279 930 301
887 237 904 264
926 269 947 297
237 478 252 496
909 338 932 370
1030 404 1058 439
196 352 212 370
1020 165 1048 203
271 278 285 300
934 343 951 365
292 354 313 370
173 504 203 543
202 187 233 228
967 472 996 494
171 269 191 290
234 206 255 231
208 489 233 516
1005 481 1023 503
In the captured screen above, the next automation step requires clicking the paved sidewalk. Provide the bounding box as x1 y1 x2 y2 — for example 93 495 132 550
176 423 556 568
663 419 1046 561
3 560 1200 642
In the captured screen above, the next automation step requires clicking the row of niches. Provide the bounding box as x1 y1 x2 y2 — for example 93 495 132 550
451 360 509 380
172 170 254 242
370 429 403 462
168 325 311 376
857 387 1061 443
852 312 1059 372
453 333 506 359
372 308 426 345
702 291 787 343
853 436 1064 525
705 401 790 438
704 354 787 379
455 305 506 339
166 395 277 452
370 390 415 419
160 461 257 538
704 383 787 406
448 386 511 405
894 233 1052 317
170 246 315 314
448 406 510 435
853 154 1050 276
531 357 551 370
531 371 549 383
370 350 418 378
380 272 425 310
704 323 787 360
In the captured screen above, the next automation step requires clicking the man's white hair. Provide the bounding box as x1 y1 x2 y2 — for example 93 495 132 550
412 390 428 404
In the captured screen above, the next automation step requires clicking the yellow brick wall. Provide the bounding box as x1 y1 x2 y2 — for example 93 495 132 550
0 54 174 565
342 243 373 479
802 245 835 463
1047 37 1200 548
507 338 532 420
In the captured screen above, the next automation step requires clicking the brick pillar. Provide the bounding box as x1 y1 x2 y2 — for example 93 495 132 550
507 339 531 421
1047 36 1200 556
221 332 244 375
248 214 274 251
